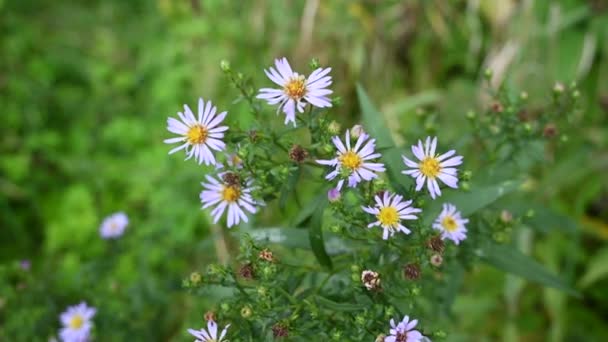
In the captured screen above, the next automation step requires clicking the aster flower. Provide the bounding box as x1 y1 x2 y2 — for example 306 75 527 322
362 192 421 240
188 320 230 342
257 57 332 126
59 302 96 342
432 203 468 245
200 173 258 228
316 130 386 190
164 98 228 165
401 136 463 199
99 212 128 239
385 315 424 342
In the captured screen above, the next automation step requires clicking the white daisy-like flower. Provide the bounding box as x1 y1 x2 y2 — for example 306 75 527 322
385 315 424 342
200 173 258 228
59 302 96 342
401 136 463 199
362 192 421 240
257 57 332 126
164 98 228 165
99 212 128 239
188 320 230 342
433 203 469 245
316 129 386 190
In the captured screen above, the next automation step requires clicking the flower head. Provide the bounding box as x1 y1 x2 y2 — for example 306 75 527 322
402 136 463 199
59 302 96 342
362 192 421 240
327 188 341 202
317 130 385 190
433 203 468 245
99 212 128 239
165 98 228 165
188 320 230 342
257 57 332 126
361 270 381 291
385 315 424 342
200 173 259 228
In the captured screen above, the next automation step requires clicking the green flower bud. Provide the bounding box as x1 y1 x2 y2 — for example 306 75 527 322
257 286 268 297
350 264 361 273
355 314 366 326
327 120 341 135
220 59 231 73
309 58 320 69
411 286 421 296
435 330 447 338
220 302 230 313
240 305 253 318
484 68 493 80
331 96 342 106
462 170 473 181
466 110 476 120
329 224 342 233
520 91 528 101
189 272 202 285
572 90 580 99
460 182 470 191
323 144 334 154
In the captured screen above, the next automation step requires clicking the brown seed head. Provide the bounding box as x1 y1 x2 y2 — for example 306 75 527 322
403 263 421 280
543 123 558 138
222 172 241 186
239 263 255 280
272 323 289 338
258 248 275 262
288 145 308 163
427 235 445 254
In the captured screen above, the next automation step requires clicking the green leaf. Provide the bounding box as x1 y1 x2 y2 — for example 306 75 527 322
579 247 608 288
479 244 579 296
423 180 520 224
245 227 310 249
357 84 410 191
279 167 301 210
315 296 368 312
309 199 333 270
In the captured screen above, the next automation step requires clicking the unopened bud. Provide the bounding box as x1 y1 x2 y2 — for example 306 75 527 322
350 124 365 139
309 58 320 69
220 59 231 73
241 305 253 318
327 120 341 135
327 188 341 203
430 254 443 267
189 272 202 285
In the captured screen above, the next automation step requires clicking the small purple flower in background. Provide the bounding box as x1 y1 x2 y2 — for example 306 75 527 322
164 98 229 165
188 319 230 342
385 315 424 342
19 259 31 271
327 188 341 203
316 129 385 190
59 302 96 342
257 57 333 126
433 203 468 245
401 136 463 199
99 212 129 239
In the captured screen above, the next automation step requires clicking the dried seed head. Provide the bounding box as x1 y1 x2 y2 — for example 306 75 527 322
427 235 445 254
248 130 259 142
239 263 255 280
258 248 274 262
361 270 381 291
222 172 241 186
543 123 558 138
204 311 216 322
491 102 504 113
272 323 289 338
403 263 421 280
288 144 308 163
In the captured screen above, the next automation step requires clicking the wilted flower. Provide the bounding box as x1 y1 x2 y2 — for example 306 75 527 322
430 254 443 267
257 57 332 126
350 124 365 139
433 203 469 245
361 270 381 291
403 263 421 280
317 130 386 190
164 98 228 165
426 235 445 254
362 192 421 240
99 212 129 239
385 315 424 342
200 174 259 228
59 302 96 342
258 249 274 262
288 144 308 163
188 320 230 342
272 323 289 338
402 136 463 199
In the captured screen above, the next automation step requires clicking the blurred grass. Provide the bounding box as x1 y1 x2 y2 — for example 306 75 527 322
1 0 608 340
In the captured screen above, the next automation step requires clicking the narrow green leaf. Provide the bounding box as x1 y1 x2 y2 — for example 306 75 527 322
357 84 410 191
479 244 579 296
279 167 301 210
579 247 608 288
315 296 368 312
423 180 520 224
309 199 333 270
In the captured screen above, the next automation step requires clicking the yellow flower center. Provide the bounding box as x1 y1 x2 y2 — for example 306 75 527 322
221 185 240 203
442 216 458 232
69 315 84 329
419 157 441 178
186 125 208 144
339 151 363 170
378 206 399 227
284 75 307 99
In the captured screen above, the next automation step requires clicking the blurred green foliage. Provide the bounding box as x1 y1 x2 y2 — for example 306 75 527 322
1 0 607 341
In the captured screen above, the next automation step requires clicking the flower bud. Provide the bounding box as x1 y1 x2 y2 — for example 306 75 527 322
327 188 341 203
466 110 476 120
309 58 320 69
272 323 289 338
239 263 255 280
189 272 202 285
460 182 470 191
220 302 230 313
520 91 529 101
257 286 268 297
361 270 381 291
220 59 231 73
484 68 493 80
327 120 341 135
350 124 365 139
240 305 253 318
553 82 565 95
462 170 473 181
329 224 342 233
